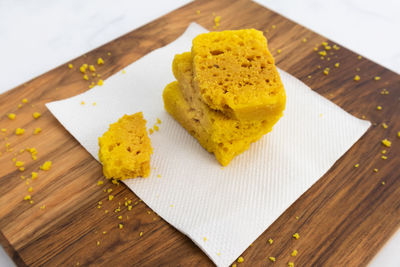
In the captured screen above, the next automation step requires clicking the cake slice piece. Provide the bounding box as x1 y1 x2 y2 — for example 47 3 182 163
191 29 286 121
98 112 152 179
163 52 283 166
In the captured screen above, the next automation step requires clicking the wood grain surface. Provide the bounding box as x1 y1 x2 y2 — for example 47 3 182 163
0 0 399 266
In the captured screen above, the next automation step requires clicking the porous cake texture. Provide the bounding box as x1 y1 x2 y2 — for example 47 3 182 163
191 29 286 121
99 112 153 179
163 29 286 166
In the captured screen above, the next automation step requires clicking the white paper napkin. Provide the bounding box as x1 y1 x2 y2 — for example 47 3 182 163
46 23 370 267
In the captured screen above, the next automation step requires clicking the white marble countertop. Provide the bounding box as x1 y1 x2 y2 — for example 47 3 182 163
0 0 398 266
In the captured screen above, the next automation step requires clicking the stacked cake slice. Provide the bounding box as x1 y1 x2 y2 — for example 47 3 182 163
163 29 286 166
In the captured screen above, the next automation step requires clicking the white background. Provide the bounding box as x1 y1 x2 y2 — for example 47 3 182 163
0 0 398 266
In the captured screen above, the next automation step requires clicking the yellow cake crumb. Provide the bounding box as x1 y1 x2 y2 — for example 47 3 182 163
376 105 382 110
22 98 28 103
89 65 96 72
153 125 159 131
28 187 33 192
269 257 276 262
19 167 25 172
122 69 126 74
34 127 42 135
271 25 276 29
1 128 6 133
381 149 386 154
354 75 360 81
382 122 388 129
40 205 46 210
334 63 340 68
68 64 73 69
237 256 244 263
40 161 52 171
318 51 327 56
33 112 41 119
81 101 85 105
381 155 387 160
118 215 122 220
118 223 123 229
380 88 389 95
323 68 329 75
292 233 300 239
15 128 25 135
398 131 400 138
232 264 237 267
128 205 132 210
80 65 87 73
15 161 24 167
313 47 318 51
8 113 16 120
97 58 104 65
139 231 143 237
214 15 221 28
108 195 114 201
358 55 362 59
268 238 273 244
18 103 22 108
302 38 307 43
333 44 340 50
99 113 153 180
89 82 95 88
97 79 103 86
277 49 282 54
354 163 359 168
83 74 89 80
31 172 38 179
382 181 385 185
28 147 38 160
381 139 391 147
374 76 381 81
24 195 31 201
157 118 162 124
291 249 298 256
288 262 294 267
373 168 378 173
97 180 103 185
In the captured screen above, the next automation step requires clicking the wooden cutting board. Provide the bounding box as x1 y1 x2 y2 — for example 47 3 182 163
0 0 399 266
